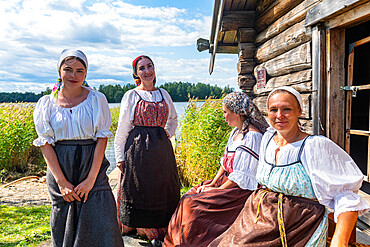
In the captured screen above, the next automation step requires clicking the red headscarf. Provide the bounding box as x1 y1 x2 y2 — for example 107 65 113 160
132 55 156 86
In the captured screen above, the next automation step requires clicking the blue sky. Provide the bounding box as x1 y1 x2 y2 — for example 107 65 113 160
0 0 238 93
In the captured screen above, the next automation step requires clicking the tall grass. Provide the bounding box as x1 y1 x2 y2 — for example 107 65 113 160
176 98 232 187
0 103 43 180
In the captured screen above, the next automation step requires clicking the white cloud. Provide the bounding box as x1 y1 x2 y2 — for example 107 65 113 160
0 0 238 93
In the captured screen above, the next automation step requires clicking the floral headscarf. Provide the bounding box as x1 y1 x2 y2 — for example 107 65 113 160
51 49 92 98
223 92 269 134
132 55 156 86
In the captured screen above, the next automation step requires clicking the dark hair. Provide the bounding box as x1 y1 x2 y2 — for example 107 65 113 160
133 55 154 74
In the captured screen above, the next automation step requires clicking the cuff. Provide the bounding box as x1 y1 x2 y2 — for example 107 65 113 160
228 171 258 190
33 136 55 147
333 190 370 222
94 130 113 140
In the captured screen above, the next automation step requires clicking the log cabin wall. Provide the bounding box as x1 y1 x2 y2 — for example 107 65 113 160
248 0 324 133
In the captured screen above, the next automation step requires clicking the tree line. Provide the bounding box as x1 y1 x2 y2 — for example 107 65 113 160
0 82 234 103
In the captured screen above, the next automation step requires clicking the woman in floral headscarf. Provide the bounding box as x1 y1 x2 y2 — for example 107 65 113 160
163 91 269 247
114 55 180 243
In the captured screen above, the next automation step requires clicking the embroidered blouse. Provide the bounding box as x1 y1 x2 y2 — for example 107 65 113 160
33 90 113 147
114 88 178 163
220 128 263 190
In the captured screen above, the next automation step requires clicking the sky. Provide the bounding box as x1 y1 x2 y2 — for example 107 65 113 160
0 0 239 93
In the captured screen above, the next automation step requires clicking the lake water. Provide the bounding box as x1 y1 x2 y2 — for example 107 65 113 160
105 101 194 173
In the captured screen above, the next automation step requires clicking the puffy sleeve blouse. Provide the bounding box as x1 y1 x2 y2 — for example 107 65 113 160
33 90 113 147
261 128 369 222
222 128 263 190
114 88 177 163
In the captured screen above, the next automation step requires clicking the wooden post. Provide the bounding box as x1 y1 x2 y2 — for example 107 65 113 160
311 25 326 136
325 28 346 148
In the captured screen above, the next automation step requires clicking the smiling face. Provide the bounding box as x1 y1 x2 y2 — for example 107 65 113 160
222 103 243 128
136 57 155 85
59 58 86 89
267 92 302 134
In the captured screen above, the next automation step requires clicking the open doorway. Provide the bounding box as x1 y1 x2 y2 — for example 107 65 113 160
345 21 370 192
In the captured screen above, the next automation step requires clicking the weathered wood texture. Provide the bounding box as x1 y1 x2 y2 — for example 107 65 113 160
238 43 256 59
254 93 311 119
255 20 312 63
237 59 256 74
325 28 346 148
216 45 238 53
256 0 305 32
223 30 238 43
305 0 367 26
324 0 370 29
238 74 256 92
254 42 312 78
253 69 312 95
256 0 322 44
256 0 277 15
221 11 255 31
237 28 256 43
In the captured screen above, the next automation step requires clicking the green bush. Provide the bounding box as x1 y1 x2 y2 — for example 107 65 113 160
0 103 44 180
176 98 232 187
109 107 120 134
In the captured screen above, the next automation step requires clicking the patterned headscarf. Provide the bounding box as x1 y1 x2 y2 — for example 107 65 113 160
51 49 91 98
223 92 269 134
132 55 156 86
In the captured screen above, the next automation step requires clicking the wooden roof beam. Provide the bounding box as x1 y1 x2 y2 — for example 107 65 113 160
221 11 256 31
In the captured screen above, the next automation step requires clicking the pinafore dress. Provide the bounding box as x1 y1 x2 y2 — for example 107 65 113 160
118 89 180 231
209 134 327 247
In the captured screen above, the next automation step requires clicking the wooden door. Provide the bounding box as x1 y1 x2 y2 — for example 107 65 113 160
345 36 370 182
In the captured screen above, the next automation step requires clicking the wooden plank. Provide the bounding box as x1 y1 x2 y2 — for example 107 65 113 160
254 42 312 77
305 0 366 26
347 129 370 136
256 0 322 45
256 0 278 15
245 0 258 10
238 43 256 59
255 20 312 63
218 32 225 42
253 69 312 95
224 0 233 11
324 0 370 29
237 28 256 43
345 48 354 153
221 11 255 31
325 28 346 148
254 94 311 118
216 45 238 53
223 30 238 43
354 36 370 47
255 0 305 32
231 0 246 10
237 59 256 74
311 25 327 136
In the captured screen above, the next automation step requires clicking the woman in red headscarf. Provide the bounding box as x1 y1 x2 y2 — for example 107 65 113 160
114 55 180 243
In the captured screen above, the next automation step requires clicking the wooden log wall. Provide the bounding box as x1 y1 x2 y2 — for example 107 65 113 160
249 0 324 133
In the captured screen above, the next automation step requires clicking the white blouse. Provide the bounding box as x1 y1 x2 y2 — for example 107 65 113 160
261 128 369 221
114 88 178 163
33 90 113 147
221 128 263 190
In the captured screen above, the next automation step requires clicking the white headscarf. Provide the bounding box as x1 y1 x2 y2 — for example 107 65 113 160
57 49 88 70
267 86 303 110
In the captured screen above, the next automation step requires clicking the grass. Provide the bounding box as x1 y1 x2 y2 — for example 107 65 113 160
0 205 51 247
176 98 232 187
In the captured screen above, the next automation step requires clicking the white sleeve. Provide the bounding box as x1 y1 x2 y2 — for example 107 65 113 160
228 131 263 190
114 90 136 163
302 136 369 222
161 89 178 137
92 91 113 139
32 95 55 147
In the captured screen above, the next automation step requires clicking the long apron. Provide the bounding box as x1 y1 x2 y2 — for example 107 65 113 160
118 90 180 231
164 145 258 247
47 139 124 247
209 135 327 247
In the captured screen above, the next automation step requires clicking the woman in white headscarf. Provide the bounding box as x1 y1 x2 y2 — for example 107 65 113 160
33 49 124 247
209 86 369 247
